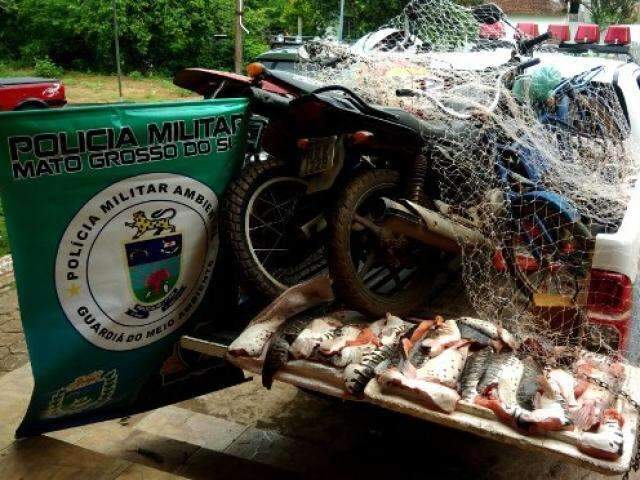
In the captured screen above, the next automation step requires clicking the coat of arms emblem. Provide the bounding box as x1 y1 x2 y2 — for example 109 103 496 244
124 208 185 318
45 370 117 418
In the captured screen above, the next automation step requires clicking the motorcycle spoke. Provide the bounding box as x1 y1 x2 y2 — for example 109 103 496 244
386 269 416 294
249 213 288 237
368 267 403 293
358 252 377 279
259 234 287 268
362 265 385 284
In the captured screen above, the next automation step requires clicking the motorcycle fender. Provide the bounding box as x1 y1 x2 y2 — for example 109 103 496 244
305 138 346 194
516 191 581 223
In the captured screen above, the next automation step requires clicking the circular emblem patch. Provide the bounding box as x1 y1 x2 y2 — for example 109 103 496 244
55 173 219 351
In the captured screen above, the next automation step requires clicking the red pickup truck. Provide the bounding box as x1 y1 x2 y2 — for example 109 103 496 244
0 77 66 111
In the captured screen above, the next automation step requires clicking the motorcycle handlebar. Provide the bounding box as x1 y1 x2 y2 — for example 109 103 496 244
396 89 417 98
516 57 541 73
520 32 551 54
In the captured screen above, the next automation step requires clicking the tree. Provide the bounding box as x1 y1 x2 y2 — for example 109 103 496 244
588 0 637 26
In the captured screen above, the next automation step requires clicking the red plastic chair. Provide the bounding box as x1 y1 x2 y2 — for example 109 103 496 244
516 22 540 39
547 24 570 42
575 23 600 43
604 25 631 45
479 22 506 39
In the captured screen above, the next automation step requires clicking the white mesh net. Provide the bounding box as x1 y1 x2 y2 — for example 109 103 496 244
298 0 639 372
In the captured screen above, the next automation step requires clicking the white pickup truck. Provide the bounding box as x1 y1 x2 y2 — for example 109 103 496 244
421 48 640 362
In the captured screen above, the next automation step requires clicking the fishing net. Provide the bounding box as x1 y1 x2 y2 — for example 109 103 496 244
299 0 640 373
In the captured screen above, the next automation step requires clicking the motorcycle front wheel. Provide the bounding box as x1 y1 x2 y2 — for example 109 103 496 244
223 159 328 299
329 169 444 318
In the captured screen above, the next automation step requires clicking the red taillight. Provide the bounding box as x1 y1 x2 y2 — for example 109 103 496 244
587 269 632 314
350 131 375 146
516 22 540 39
604 25 631 46
547 24 570 42
575 23 600 44
297 138 311 150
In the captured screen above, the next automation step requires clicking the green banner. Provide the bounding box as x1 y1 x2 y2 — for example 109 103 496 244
0 99 249 435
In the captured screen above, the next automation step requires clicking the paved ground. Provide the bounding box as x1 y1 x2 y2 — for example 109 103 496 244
0 260 28 377
0 263 637 480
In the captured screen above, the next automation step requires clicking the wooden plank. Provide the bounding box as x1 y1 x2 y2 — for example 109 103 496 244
180 335 227 358
364 378 638 476
190 336 640 476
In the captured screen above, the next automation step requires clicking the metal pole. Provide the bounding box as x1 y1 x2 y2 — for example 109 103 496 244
112 0 123 100
297 16 303 43
234 0 244 74
338 0 345 42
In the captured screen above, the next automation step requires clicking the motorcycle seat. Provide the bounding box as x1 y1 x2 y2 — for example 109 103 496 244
383 107 469 140
266 69 323 94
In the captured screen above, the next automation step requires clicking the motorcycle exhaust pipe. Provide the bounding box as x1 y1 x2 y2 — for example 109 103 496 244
380 198 489 252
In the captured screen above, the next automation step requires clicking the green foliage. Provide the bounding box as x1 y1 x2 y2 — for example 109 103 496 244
0 201 10 257
128 70 144 80
34 57 63 77
0 0 467 75
589 0 637 26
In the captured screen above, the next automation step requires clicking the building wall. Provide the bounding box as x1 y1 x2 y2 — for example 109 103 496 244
494 0 566 15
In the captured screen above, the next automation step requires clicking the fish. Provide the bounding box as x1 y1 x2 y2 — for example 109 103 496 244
333 315 406 369
529 391 573 432
374 314 409 345
414 342 470 389
577 404 625 460
261 305 337 389
421 318 461 357
458 323 495 348
290 316 343 360
457 317 517 350
476 371 573 434
572 358 625 431
251 275 334 325
378 367 461 413
344 339 405 396
477 353 517 395
319 324 369 357
228 275 334 358
476 359 576 434
516 358 541 411
460 347 493 402
494 355 524 407
542 368 578 411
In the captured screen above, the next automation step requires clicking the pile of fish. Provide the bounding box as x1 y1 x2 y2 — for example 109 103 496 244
261 306 409 396
377 316 627 461
233 299 629 462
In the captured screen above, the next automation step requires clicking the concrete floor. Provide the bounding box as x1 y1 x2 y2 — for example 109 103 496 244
0 362 636 480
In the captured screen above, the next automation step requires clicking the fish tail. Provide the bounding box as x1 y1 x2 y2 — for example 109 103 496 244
475 397 514 425
261 365 275 390
262 342 288 390
573 401 597 430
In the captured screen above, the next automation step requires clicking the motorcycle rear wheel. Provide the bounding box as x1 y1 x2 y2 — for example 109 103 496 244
329 169 443 318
